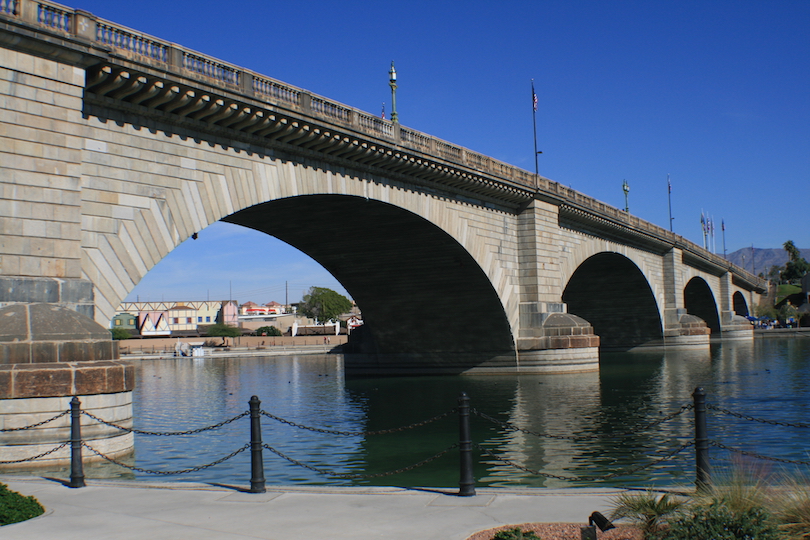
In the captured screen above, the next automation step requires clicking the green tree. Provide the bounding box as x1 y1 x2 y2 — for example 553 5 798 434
782 240 810 284
205 323 241 337
298 287 352 323
110 328 131 340
254 326 282 337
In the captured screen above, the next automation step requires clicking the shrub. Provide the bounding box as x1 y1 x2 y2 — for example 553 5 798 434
205 323 241 337
610 490 687 537
656 502 781 540
491 528 541 540
0 482 45 525
254 326 282 337
110 327 131 340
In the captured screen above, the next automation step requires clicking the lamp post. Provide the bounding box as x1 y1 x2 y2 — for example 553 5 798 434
388 61 398 124
622 179 630 213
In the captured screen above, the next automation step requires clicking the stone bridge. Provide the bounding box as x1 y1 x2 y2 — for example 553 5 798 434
0 0 765 377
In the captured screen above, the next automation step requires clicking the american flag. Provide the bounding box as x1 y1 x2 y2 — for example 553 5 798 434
381 103 385 119
531 81 538 112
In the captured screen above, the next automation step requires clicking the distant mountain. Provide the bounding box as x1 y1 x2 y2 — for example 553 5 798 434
726 247 810 275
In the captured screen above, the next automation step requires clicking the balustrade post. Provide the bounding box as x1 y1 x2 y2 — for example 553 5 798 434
457 392 476 497
693 387 710 491
69 396 85 488
249 395 266 493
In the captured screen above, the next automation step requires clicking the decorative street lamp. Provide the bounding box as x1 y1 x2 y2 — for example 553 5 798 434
388 61 398 124
622 179 630 213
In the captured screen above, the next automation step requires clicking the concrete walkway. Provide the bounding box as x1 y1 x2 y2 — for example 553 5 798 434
1 477 629 539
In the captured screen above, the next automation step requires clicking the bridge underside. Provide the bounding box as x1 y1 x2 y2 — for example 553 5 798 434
224 195 517 374
563 253 664 350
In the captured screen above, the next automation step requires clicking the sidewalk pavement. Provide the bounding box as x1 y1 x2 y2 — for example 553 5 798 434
1 476 630 539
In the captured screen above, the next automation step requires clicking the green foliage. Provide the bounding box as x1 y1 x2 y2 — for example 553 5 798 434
205 323 241 337
655 502 780 540
0 482 45 525
783 240 810 284
779 302 800 322
491 527 541 540
110 327 131 340
297 287 352 323
610 490 687 537
254 326 282 337
754 304 778 320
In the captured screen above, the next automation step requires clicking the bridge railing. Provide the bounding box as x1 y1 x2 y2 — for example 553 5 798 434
0 0 765 288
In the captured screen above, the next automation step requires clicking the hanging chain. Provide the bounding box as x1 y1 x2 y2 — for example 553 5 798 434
0 442 70 464
472 404 692 442
82 442 250 475
710 441 810 466
262 442 458 479
260 409 454 436
475 441 694 482
706 405 810 429
0 410 70 432
81 410 249 436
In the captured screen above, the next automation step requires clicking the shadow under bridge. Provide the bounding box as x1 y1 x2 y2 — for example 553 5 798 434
223 195 515 372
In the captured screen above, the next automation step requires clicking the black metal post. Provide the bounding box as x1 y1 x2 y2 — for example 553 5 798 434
457 392 476 497
249 395 266 493
69 396 85 488
693 387 710 491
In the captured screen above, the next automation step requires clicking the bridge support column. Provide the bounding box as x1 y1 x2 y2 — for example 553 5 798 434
515 302 600 372
718 273 754 341
662 249 711 348
0 284 134 469
515 200 599 372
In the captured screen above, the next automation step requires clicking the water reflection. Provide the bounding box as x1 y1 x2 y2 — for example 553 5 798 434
13 338 807 488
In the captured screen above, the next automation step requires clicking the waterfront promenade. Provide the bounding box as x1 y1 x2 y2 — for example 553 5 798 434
1 477 628 540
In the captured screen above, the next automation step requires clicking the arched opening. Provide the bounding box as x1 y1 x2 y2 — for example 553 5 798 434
732 291 749 317
223 194 514 360
684 277 720 334
562 252 662 350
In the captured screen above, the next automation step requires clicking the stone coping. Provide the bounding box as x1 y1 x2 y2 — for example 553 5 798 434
0 360 134 399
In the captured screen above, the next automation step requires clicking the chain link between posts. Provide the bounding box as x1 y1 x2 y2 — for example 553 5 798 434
81 410 250 436
472 404 693 442
475 441 695 482
0 410 69 432
82 442 250 475
260 409 454 436
261 442 458 479
0 442 70 464
710 441 810 466
706 404 810 429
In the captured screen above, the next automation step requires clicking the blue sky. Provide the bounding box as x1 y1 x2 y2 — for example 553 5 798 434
67 0 809 305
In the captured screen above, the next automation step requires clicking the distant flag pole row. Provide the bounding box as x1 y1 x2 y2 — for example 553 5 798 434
700 211 725 255
531 79 541 188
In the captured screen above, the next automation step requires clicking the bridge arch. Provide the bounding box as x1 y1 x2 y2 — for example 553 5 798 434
684 277 721 334
562 252 663 350
733 291 750 317
223 195 514 356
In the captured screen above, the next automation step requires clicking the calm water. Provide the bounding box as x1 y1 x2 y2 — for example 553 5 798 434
80 337 810 488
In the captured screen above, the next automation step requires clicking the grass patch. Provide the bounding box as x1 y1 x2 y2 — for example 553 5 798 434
0 482 45 526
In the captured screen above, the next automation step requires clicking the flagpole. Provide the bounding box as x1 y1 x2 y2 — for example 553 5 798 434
531 79 539 189
722 219 727 259
701 211 707 250
667 174 673 232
